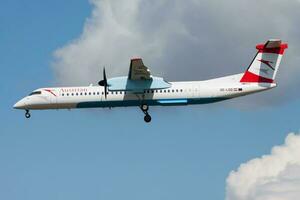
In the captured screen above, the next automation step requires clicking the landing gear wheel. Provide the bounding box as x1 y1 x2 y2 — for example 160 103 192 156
25 110 31 118
139 104 151 123
144 114 151 123
141 104 149 112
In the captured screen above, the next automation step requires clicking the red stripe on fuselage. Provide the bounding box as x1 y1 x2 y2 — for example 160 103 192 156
240 71 274 83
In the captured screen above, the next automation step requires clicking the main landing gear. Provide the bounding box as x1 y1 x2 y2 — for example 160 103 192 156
25 110 31 118
140 104 151 123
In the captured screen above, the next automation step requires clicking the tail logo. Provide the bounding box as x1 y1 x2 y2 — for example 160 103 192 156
257 59 275 70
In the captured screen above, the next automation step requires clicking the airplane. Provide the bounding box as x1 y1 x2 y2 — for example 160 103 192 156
14 39 288 123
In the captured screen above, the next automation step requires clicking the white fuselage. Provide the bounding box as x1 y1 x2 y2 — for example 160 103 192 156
14 73 276 110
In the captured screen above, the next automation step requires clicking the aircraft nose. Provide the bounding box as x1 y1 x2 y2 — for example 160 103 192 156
13 99 27 109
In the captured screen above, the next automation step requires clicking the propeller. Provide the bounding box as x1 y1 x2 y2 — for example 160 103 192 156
98 67 108 99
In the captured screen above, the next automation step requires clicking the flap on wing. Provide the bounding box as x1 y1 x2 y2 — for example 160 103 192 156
128 58 151 80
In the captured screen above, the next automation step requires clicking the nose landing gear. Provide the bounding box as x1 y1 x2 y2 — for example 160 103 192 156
140 104 151 123
25 110 31 118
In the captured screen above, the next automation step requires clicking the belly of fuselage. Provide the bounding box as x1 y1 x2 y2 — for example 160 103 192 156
73 97 230 109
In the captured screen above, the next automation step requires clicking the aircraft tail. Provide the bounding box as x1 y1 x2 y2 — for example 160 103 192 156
240 39 288 83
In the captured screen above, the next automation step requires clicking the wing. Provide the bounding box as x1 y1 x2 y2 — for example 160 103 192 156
107 58 171 91
128 58 151 80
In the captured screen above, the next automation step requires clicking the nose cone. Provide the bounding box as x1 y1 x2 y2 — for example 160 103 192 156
13 99 27 109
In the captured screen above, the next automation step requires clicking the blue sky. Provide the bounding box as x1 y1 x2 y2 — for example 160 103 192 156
1 0 300 200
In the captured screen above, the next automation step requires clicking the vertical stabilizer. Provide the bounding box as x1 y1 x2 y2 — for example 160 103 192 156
240 39 288 83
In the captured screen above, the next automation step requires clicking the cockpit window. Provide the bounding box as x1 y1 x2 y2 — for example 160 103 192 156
29 91 41 96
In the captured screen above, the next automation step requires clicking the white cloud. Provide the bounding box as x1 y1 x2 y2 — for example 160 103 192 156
52 0 192 86
226 133 300 200
52 0 300 105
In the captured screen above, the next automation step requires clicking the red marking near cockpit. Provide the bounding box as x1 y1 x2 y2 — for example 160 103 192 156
44 89 57 96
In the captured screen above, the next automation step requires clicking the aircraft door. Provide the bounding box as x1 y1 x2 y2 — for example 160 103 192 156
45 89 57 109
193 86 200 98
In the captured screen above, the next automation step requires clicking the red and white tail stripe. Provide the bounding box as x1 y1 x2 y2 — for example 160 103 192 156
240 39 288 83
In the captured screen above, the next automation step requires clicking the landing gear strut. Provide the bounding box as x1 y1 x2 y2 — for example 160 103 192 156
25 110 31 118
140 104 151 123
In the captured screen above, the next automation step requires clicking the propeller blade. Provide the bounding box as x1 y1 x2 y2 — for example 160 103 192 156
103 68 107 83
98 67 107 86
103 67 108 99
104 85 107 99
